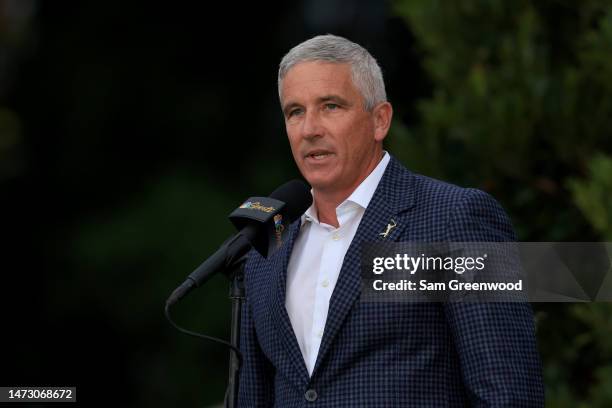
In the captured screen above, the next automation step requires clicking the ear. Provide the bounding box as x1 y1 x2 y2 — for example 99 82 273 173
372 102 393 142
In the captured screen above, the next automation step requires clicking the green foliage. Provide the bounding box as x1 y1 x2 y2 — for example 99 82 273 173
390 2 612 220
391 0 612 405
568 154 612 238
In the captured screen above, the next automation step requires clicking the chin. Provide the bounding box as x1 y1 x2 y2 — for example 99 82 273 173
300 166 340 192
305 176 336 192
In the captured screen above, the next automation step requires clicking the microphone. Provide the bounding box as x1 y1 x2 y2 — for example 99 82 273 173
166 179 312 306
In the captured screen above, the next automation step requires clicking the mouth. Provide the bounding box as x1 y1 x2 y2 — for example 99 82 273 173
304 150 334 161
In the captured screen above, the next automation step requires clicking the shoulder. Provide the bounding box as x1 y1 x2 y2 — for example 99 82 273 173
385 155 516 241
383 154 492 209
413 171 504 217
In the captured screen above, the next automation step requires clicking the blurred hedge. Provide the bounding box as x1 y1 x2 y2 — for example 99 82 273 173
390 1 612 406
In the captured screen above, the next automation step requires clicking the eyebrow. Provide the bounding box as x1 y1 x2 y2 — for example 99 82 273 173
282 94 351 115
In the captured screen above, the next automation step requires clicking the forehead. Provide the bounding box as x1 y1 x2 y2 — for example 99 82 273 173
281 61 360 102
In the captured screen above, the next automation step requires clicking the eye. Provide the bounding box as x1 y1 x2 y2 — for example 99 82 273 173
325 103 339 111
288 108 303 118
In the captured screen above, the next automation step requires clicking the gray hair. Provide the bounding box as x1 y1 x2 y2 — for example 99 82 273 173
278 34 387 112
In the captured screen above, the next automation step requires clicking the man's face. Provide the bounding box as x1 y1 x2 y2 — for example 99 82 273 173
280 61 385 196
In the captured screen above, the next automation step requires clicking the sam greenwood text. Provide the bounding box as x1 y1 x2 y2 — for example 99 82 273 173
372 279 523 291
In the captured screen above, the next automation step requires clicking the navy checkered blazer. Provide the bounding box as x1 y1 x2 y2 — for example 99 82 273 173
238 155 544 407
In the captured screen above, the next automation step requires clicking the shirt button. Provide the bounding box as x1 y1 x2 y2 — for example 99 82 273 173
332 232 340 241
321 279 329 288
305 389 318 402
317 330 323 338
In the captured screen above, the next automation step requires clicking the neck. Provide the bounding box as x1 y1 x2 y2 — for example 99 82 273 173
313 150 384 228
313 194 343 227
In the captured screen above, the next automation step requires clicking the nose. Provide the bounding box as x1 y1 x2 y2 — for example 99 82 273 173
300 110 323 140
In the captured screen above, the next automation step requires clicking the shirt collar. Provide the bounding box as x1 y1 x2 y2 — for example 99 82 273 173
302 151 390 225
345 150 390 210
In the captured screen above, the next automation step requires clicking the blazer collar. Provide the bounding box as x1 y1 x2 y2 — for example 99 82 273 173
269 220 311 387
372 153 416 216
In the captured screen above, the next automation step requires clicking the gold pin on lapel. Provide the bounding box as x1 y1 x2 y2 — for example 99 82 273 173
379 219 397 238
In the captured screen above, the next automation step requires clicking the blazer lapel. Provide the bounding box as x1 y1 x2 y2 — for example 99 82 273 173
269 220 311 387
311 156 416 377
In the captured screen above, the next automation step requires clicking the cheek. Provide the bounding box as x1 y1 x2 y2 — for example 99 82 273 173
337 127 364 157
286 130 300 153
348 122 374 153
287 139 308 171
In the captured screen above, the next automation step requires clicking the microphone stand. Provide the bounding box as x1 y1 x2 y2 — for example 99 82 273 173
224 257 246 408
165 252 247 408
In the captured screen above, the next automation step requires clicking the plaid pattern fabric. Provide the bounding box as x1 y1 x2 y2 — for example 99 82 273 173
238 155 544 407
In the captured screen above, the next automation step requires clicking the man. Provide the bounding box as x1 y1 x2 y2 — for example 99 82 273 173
238 34 544 407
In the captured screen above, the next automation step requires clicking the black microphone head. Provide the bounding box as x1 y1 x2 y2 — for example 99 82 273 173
269 179 312 222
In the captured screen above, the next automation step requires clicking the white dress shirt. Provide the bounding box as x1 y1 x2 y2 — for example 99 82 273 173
285 152 390 376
